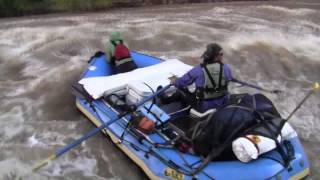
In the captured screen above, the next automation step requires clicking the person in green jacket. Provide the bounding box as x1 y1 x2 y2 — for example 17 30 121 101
105 32 137 73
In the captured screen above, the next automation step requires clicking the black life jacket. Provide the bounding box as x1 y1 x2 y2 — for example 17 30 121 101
111 40 131 61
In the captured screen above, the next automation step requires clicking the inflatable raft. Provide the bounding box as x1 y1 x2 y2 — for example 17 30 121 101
75 51 310 180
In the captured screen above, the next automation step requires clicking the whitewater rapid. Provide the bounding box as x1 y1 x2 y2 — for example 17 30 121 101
0 1 319 179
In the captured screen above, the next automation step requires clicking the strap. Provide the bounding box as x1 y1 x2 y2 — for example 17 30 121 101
274 119 286 140
248 116 291 167
252 94 256 110
213 106 239 144
218 62 223 90
243 136 260 154
110 40 123 46
225 105 253 112
192 117 248 175
111 40 116 46
275 140 290 167
262 111 279 119
191 113 214 142
143 106 165 128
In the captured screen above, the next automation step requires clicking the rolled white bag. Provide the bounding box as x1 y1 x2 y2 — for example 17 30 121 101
232 122 297 163
281 122 298 140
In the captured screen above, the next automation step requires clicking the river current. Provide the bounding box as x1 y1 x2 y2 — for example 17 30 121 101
0 1 319 179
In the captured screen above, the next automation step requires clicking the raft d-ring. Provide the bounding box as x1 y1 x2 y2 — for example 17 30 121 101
312 82 320 92
88 66 96 71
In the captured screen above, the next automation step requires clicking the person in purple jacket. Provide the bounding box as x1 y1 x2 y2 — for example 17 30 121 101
170 43 233 113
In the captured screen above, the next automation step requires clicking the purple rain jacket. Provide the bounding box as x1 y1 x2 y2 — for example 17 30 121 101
174 63 233 112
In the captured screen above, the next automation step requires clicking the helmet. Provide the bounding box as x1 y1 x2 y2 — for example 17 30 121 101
110 32 123 42
202 43 222 64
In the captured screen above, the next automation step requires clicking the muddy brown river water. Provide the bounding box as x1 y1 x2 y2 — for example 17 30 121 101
0 1 319 179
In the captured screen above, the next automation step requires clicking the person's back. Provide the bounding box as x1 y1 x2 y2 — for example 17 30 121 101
105 32 137 74
170 43 233 112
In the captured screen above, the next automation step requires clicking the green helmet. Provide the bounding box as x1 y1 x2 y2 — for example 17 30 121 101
110 32 123 41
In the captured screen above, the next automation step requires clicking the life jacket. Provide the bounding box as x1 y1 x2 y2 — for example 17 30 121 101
199 62 228 100
111 40 131 62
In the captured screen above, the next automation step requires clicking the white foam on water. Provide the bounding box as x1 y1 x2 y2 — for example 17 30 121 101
299 19 320 32
271 85 320 142
0 3 319 179
42 130 82 147
28 134 47 148
204 7 271 27
4 84 28 97
0 106 25 139
3 125 24 140
12 54 84 98
0 27 66 57
123 17 159 24
0 98 35 121
0 158 46 180
0 21 100 59
22 57 48 75
100 150 119 179
121 20 221 37
291 115 315 139
226 28 320 61
42 151 106 180
208 7 233 14
257 5 316 16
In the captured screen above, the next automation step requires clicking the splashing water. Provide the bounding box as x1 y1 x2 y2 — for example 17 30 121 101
0 1 319 179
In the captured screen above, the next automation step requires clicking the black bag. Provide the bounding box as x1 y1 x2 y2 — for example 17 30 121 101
104 94 129 112
190 93 281 158
191 105 255 157
240 93 281 118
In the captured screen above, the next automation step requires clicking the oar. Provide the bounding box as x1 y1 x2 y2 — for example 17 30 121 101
32 84 171 172
232 78 283 94
286 82 320 121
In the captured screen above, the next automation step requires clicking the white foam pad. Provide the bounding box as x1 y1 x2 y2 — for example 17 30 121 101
79 59 193 99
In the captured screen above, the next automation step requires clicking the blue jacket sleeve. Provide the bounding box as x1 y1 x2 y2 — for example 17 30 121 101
174 65 203 89
224 64 233 81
